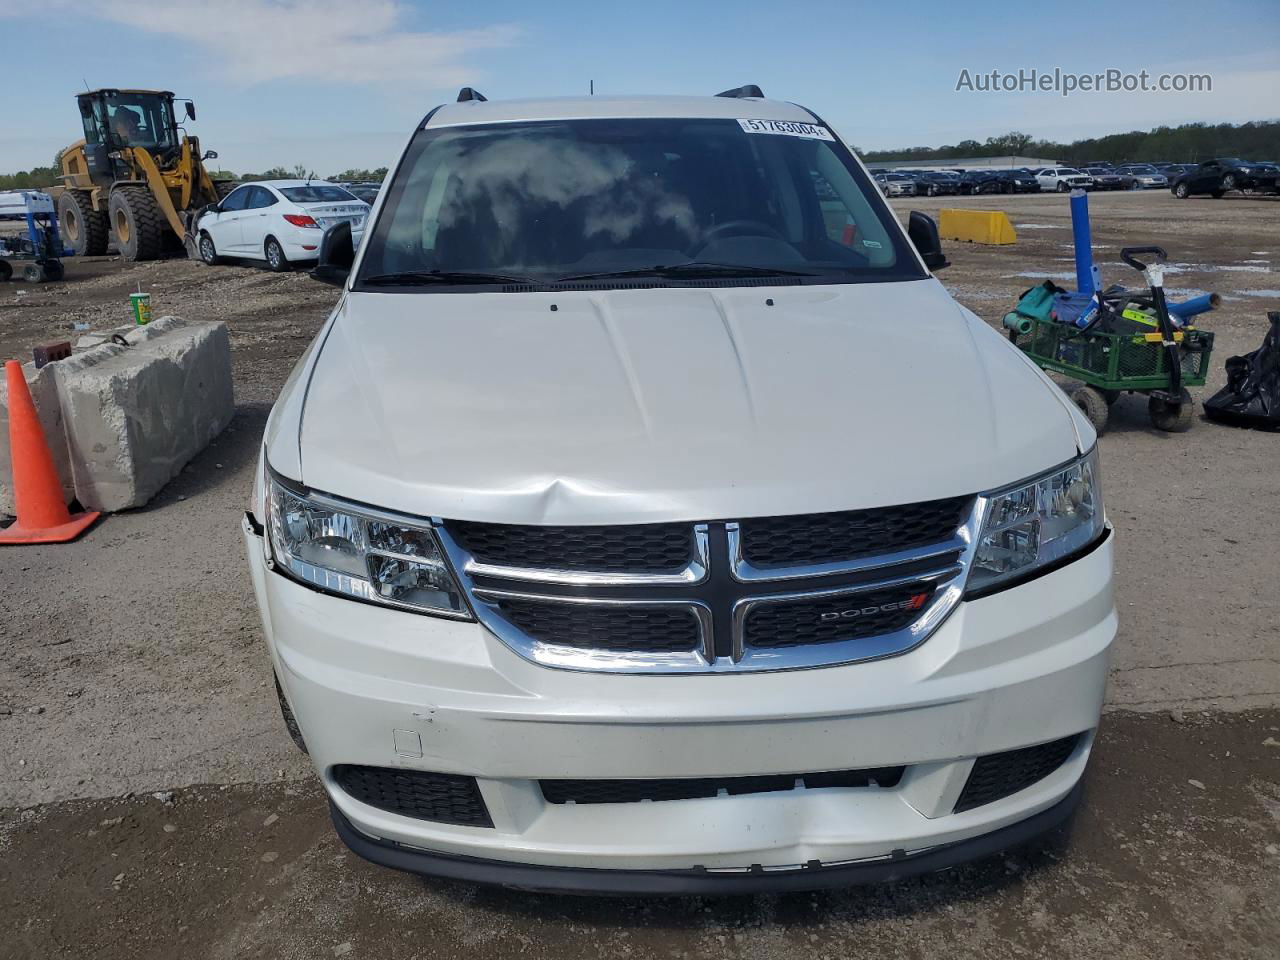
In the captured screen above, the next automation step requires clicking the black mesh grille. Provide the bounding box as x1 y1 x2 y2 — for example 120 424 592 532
332 765 492 827
740 496 971 568
495 598 701 652
542 766 904 804
744 583 937 649
954 735 1080 813
448 520 693 572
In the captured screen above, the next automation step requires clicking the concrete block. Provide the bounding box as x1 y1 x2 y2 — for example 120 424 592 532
2 317 234 515
0 359 74 516
52 316 234 511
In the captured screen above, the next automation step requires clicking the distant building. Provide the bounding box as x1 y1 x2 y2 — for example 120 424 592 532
865 155 1062 172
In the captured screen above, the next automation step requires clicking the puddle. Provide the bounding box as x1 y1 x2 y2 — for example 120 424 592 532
1015 223 1066 230
1006 271 1077 280
945 289 1012 301
1157 262 1272 275
1251 251 1271 256
1240 259 1271 265
1236 289 1280 298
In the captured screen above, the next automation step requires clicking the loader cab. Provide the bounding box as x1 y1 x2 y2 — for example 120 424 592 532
77 89 182 184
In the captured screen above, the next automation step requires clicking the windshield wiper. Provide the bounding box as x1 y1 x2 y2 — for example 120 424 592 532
362 270 536 286
556 262 820 282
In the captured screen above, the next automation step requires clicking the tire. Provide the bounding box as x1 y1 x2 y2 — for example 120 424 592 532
264 236 289 272
1056 181 1069 192
274 676 308 755
107 186 165 261
1222 174 1237 191
42 260 64 282
1071 386 1110 434
198 231 221 266
0 260 11 282
1129 179 1142 190
1148 389 1195 432
1174 182 1189 198
22 263 45 283
57 189 109 257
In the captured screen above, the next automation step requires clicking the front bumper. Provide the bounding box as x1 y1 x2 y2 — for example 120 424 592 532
244 518 1115 885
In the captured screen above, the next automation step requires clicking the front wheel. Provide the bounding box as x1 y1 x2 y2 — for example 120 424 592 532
1071 386 1110 434
1056 181 1069 192
264 236 290 272
1222 174 1237 191
1174 182 1189 198
1149 389 1195 432
199 231 221 266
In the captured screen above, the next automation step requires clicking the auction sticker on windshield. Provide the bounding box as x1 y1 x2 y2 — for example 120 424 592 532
737 119 834 140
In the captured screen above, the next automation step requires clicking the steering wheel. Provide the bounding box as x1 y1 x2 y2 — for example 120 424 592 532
701 219 785 244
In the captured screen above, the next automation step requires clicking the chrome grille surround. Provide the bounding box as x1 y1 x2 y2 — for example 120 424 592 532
435 497 986 674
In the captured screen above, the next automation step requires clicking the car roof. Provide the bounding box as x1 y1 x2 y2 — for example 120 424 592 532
425 95 819 128
251 179 341 189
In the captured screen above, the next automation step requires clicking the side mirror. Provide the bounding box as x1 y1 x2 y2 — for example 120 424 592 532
201 203 220 217
185 102 197 121
202 149 218 161
907 211 949 271
311 220 354 286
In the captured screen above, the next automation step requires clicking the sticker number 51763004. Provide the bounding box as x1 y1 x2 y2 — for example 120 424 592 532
737 119 835 141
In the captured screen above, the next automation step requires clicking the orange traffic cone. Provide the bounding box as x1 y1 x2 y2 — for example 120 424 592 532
1 360 99 544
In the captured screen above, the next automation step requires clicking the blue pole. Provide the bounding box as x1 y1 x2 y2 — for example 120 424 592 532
1069 188 1094 294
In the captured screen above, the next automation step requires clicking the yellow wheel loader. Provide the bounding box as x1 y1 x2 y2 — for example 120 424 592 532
56 89 236 261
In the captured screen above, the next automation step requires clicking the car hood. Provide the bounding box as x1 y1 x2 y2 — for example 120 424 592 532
286 279 1081 525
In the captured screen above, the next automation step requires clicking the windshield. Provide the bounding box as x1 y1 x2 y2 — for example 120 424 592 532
279 185 360 203
356 117 924 290
87 93 177 151
1128 165 1158 174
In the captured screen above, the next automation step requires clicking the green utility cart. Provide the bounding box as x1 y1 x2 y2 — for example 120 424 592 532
1010 246 1215 434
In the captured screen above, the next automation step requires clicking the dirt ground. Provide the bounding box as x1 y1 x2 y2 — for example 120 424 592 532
1 189 1278 958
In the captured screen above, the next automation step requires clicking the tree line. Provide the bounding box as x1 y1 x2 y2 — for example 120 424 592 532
0 160 388 192
858 120 1279 165
4 119 1276 190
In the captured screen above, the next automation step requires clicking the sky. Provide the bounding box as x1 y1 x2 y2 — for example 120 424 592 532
0 0 1276 175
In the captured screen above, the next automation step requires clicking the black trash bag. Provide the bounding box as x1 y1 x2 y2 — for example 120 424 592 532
1203 311 1280 430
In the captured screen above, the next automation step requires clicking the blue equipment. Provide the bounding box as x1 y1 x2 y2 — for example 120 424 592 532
0 191 69 283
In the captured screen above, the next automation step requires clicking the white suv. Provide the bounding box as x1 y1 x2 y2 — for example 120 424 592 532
1035 167 1093 193
243 86 1115 893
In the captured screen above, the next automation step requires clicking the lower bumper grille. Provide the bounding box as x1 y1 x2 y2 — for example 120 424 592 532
954 735 1080 813
541 766 904 805
332 764 493 827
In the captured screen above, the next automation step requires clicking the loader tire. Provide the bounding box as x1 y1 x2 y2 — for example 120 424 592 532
58 189 109 257
108 186 165 262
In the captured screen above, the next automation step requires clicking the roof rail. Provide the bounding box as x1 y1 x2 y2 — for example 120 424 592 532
456 87 487 103
715 85 765 99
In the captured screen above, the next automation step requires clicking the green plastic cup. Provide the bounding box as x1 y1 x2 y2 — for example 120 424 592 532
130 292 152 326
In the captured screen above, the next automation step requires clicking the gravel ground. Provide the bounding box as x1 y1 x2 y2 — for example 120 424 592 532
1 189 1277 957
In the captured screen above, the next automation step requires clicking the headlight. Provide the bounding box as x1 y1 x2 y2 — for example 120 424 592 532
967 448 1104 595
266 472 469 618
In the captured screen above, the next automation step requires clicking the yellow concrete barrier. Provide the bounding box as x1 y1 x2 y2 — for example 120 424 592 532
939 209 1017 245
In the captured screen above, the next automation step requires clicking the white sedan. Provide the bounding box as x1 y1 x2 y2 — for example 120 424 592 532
196 180 370 271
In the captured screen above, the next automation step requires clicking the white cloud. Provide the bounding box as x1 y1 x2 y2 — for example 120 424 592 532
69 0 519 89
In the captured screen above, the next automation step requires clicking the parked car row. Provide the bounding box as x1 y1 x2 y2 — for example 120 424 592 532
870 157 1278 199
